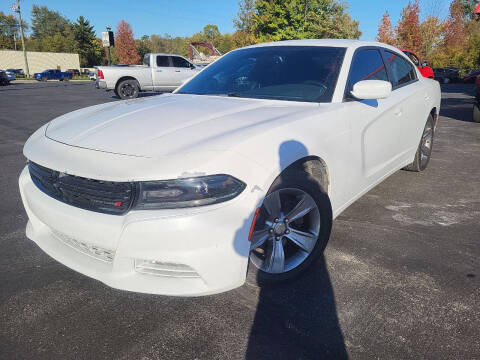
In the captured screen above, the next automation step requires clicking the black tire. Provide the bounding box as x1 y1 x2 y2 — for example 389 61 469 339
404 114 434 172
473 104 480 123
251 165 332 284
117 79 139 99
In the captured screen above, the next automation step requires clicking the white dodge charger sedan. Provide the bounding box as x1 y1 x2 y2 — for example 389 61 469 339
19 40 441 296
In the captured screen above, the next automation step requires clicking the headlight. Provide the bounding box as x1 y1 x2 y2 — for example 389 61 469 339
133 174 246 210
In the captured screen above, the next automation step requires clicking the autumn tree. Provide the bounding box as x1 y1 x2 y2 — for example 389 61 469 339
115 20 140 64
444 0 467 50
396 0 423 56
376 11 395 45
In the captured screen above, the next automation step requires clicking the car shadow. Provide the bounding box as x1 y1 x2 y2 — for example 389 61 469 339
233 140 347 359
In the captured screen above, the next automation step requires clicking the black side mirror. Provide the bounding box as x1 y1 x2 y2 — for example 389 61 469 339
190 64 196 69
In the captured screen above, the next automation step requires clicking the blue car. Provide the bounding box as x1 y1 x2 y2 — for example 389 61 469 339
34 69 72 82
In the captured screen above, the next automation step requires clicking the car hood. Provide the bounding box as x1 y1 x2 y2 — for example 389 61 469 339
45 94 318 158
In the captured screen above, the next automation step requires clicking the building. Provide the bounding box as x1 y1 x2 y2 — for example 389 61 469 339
0 50 80 73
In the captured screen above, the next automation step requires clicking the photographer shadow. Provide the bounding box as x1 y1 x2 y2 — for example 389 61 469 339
235 140 348 359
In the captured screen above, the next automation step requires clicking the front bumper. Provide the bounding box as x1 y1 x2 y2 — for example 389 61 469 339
19 166 255 296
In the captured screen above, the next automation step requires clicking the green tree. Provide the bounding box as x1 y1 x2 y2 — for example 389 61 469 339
136 35 152 60
31 5 69 38
252 0 361 42
73 16 99 67
420 16 444 60
0 12 17 49
202 24 221 44
151 34 187 55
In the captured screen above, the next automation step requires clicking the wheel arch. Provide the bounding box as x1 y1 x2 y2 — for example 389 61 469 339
115 76 140 92
273 156 331 195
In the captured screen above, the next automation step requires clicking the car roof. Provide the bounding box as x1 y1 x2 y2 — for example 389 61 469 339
241 39 403 53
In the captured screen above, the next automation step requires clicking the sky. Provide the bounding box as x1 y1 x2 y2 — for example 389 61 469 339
1 0 451 41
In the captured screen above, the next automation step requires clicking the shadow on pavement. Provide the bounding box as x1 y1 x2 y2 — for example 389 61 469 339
234 140 347 359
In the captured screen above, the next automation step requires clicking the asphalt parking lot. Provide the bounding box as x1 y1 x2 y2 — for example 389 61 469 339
0 81 479 360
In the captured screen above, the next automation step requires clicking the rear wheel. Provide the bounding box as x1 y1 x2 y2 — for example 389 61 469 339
404 114 434 172
249 170 332 283
117 79 139 99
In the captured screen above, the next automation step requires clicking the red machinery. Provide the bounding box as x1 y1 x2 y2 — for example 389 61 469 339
188 42 222 63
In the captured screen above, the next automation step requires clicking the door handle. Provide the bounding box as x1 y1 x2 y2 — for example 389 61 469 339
394 108 402 117
175 70 181 72
156 70 162 72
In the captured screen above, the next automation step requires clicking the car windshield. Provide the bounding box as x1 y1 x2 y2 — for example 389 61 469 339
177 46 346 103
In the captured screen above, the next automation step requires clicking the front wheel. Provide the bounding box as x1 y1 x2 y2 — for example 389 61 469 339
117 79 140 99
249 171 332 283
404 114 434 172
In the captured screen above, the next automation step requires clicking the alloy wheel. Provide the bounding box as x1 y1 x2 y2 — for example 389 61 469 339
420 121 433 168
250 188 321 274
120 83 135 98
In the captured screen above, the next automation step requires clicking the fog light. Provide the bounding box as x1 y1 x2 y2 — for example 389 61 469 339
134 259 200 278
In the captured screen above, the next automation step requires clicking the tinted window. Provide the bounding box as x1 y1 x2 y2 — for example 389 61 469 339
385 51 417 87
347 49 388 93
178 46 346 103
171 56 191 68
156 56 170 67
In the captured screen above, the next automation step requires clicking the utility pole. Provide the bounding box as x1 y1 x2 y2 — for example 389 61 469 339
11 0 30 77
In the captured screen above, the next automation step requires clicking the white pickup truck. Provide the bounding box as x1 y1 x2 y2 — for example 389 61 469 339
96 53 200 99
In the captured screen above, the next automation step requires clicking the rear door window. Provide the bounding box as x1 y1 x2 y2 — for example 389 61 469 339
346 49 389 96
384 51 417 88
156 56 170 67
